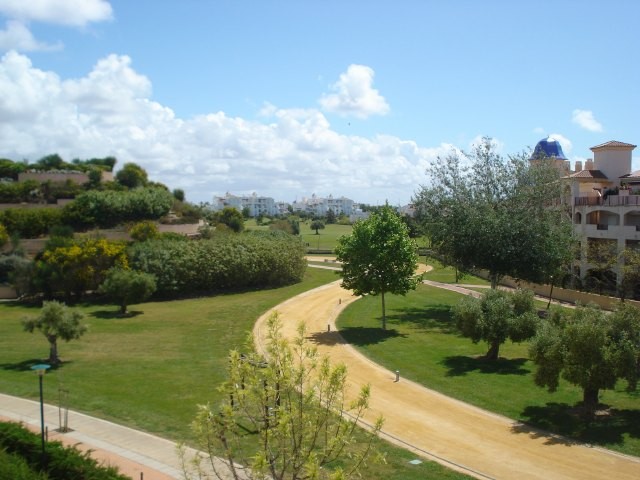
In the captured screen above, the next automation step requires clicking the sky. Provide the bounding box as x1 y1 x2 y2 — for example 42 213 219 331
0 0 639 206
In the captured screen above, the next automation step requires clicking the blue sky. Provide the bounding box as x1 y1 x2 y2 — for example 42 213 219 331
0 0 638 205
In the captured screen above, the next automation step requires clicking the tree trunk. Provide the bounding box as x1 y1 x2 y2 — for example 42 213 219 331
583 387 599 414
47 336 59 365
381 291 387 330
485 341 500 360
120 301 127 315
490 274 498 289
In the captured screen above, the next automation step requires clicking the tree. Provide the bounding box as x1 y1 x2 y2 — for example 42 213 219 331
214 207 245 233
22 301 87 365
413 137 574 288
115 162 148 189
172 188 185 202
619 247 640 301
452 288 539 360
529 303 640 413
186 313 382 480
128 220 159 242
310 220 325 235
584 238 618 295
336 205 419 329
0 223 7 248
99 268 156 315
326 208 337 224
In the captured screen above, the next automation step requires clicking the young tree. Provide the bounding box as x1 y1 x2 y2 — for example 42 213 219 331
22 301 87 365
529 303 640 413
115 162 148 189
98 268 156 315
413 138 574 288
310 220 325 235
187 313 382 480
336 205 419 329
326 208 337 224
214 207 245 233
452 288 539 360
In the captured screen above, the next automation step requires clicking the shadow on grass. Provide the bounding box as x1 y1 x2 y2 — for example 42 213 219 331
336 327 406 346
514 402 640 447
442 355 529 377
0 358 68 372
90 310 144 319
386 305 456 333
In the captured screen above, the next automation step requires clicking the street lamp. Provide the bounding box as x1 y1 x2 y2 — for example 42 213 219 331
31 363 50 468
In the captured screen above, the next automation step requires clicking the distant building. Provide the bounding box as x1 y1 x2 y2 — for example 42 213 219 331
212 192 278 217
291 194 354 217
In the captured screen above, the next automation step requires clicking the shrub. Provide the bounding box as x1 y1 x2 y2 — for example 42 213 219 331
0 208 63 238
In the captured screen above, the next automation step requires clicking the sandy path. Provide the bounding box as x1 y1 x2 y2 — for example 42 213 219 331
253 280 640 480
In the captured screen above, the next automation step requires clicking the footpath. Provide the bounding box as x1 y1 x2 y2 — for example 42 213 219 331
253 279 640 480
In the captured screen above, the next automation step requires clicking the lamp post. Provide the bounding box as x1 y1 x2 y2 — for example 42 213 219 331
31 364 50 468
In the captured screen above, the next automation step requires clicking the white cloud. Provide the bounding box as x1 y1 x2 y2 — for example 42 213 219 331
319 64 390 119
548 133 573 154
532 127 545 135
0 20 61 51
0 51 447 205
572 109 603 132
0 0 112 27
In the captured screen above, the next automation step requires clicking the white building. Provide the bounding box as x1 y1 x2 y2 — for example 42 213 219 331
211 192 278 217
291 194 354 217
532 137 640 287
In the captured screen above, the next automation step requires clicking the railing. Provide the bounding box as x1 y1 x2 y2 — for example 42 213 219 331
596 224 609 230
574 195 640 207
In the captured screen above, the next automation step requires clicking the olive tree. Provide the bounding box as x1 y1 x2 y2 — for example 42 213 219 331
98 268 157 315
529 303 640 413
186 313 382 480
336 205 418 329
452 288 539 360
22 301 87 365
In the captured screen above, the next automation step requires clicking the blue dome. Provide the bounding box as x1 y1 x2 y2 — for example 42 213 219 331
531 137 567 160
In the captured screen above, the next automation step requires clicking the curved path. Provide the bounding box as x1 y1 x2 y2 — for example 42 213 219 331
253 278 640 480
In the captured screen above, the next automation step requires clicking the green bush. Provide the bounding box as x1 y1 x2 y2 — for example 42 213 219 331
0 208 63 238
130 230 307 297
0 422 128 480
0 448 48 480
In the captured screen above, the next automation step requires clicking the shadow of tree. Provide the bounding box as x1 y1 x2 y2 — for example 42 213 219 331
90 310 143 319
386 305 456 333
306 330 347 347
0 358 67 372
336 327 406 346
515 402 640 447
442 355 529 377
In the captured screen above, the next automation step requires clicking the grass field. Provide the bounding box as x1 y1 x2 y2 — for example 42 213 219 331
336 283 640 457
0 266 470 479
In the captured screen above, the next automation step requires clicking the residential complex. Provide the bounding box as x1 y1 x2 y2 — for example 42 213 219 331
533 137 640 284
212 192 355 218
211 192 283 217
291 194 354 217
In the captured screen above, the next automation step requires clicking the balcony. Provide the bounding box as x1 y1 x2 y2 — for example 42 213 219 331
574 195 640 207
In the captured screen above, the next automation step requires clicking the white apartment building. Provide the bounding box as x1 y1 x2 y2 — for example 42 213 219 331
533 137 640 285
291 194 354 217
211 192 278 217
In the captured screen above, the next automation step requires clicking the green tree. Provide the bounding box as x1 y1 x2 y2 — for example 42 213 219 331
99 268 156 315
187 313 382 480
128 220 159 242
413 137 574 288
529 303 640 413
22 301 87 365
0 223 8 248
214 207 245 233
172 188 185 202
326 208 337 224
619 247 640 301
336 205 419 329
452 289 539 360
584 239 618 295
115 162 148 189
310 220 325 235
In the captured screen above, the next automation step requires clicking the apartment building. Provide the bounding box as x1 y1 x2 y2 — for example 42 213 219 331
211 192 278 217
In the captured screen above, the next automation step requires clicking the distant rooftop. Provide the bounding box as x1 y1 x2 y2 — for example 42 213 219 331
590 140 637 151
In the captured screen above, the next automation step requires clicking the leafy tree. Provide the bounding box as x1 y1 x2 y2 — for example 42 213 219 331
22 301 87 365
336 205 418 329
310 220 325 235
413 137 574 288
115 162 148 189
326 208 337 224
0 223 7 248
99 268 156 315
35 154 65 170
0 255 33 296
0 158 26 180
172 188 185 202
187 313 382 480
619 247 640 301
584 239 618 295
128 220 159 242
0 207 63 238
452 288 539 360
529 303 640 413
241 206 251 219
214 207 245 233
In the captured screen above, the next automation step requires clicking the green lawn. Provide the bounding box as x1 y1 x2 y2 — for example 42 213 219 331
300 223 352 251
336 284 640 457
421 256 490 285
0 266 470 479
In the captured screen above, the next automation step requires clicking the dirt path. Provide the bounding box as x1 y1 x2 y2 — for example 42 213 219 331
253 280 640 480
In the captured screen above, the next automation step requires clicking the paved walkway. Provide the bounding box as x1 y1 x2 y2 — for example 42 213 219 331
253 279 640 480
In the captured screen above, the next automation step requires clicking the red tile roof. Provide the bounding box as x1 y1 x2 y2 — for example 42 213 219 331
590 140 637 151
569 169 609 179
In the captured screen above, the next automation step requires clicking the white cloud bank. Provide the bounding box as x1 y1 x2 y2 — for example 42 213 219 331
0 19 61 51
0 0 112 27
572 109 603 132
319 64 390 119
0 51 450 205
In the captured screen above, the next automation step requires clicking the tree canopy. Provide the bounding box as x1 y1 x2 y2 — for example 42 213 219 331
99 268 157 315
413 137 574 288
115 162 148 189
335 205 419 329
529 303 640 413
